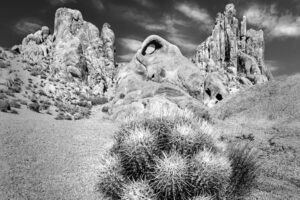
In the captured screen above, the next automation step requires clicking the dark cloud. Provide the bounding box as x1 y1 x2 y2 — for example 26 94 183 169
47 0 77 6
243 3 300 39
91 0 104 10
0 0 300 76
14 18 43 35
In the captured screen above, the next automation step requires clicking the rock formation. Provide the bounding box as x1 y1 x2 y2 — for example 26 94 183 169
19 8 116 96
0 4 272 119
51 8 115 95
111 35 208 120
192 4 272 106
0 8 116 120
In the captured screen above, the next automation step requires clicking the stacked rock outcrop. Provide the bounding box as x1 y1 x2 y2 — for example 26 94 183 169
192 4 272 106
0 8 115 119
111 35 209 120
51 8 115 95
19 8 115 97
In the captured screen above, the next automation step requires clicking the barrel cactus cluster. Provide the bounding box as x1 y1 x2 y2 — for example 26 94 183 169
97 111 260 200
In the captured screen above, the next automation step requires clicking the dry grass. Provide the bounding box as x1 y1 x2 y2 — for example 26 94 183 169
212 74 300 199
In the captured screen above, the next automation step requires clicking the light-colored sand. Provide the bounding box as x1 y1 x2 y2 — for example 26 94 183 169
0 107 117 200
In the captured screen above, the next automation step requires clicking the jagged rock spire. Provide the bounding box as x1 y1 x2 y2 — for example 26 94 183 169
193 3 272 81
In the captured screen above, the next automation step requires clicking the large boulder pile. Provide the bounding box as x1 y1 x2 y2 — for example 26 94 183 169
192 4 272 106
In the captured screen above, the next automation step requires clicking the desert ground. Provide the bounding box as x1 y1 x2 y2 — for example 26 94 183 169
0 75 300 200
0 106 116 200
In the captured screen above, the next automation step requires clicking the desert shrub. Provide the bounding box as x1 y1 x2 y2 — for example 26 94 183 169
0 60 9 68
91 97 108 106
55 113 65 120
28 103 40 112
10 100 21 109
98 114 260 200
0 93 7 100
6 77 22 93
102 106 109 113
10 109 19 114
226 143 261 199
30 68 42 77
0 100 11 112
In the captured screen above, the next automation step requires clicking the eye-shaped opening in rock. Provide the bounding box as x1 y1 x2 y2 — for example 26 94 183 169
142 39 163 56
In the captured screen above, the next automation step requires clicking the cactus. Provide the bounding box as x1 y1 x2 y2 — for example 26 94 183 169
190 195 214 200
96 153 125 199
118 127 158 180
189 150 232 199
97 115 260 200
170 124 218 157
150 152 191 200
120 180 157 200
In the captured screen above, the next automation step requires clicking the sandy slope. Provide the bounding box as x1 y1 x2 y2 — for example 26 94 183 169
0 107 117 200
212 75 300 199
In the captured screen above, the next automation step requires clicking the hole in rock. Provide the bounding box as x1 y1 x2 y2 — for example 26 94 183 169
119 93 125 99
205 88 211 97
142 39 163 56
160 69 166 78
216 93 223 101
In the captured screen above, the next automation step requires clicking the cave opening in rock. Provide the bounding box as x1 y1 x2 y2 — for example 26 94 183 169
142 39 163 56
216 93 223 101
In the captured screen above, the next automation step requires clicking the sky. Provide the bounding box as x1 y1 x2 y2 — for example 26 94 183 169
0 0 300 76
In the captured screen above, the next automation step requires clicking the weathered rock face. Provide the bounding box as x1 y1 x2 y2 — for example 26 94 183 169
19 8 116 97
21 26 52 67
0 8 117 120
51 8 115 95
111 35 208 120
192 4 273 106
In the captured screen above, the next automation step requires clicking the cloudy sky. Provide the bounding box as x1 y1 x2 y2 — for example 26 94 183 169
1 0 300 76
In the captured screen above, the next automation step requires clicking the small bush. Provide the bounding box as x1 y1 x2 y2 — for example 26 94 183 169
0 93 7 100
0 100 10 112
28 103 40 112
91 97 108 106
10 100 21 109
55 113 65 120
227 144 261 199
10 109 19 114
102 106 109 113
